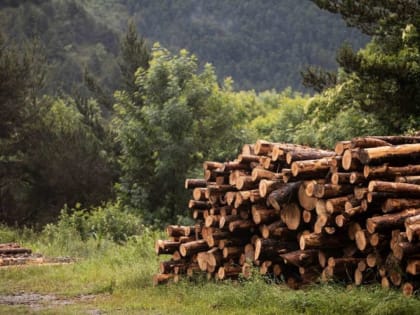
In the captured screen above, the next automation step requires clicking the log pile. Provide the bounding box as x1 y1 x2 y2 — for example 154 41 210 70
0 243 72 267
153 136 420 295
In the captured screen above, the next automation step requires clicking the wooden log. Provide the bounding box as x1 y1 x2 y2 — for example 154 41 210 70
242 144 255 155
382 198 420 213
286 149 335 165
220 161 251 172
153 273 174 286
367 135 420 145
188 200 212 210
237 154 261 164
313 184 354 199
254 238 299 261
342 149 362 171
331 172 351 185
393 242 420 260
217 264 242 280
355 229 370 251
279 249 318 267
349 172 366 184
267 181 301 210
280 203 302 230
160 259 188 274
299 233 349 250
364 164 420 179
366 208 420 233
155 240 180 255
298 181 317 210
335 140 351 155
203 161 224 171
291 158 334 177
406 259 420 275
368 180 420 197
406 223 420 242
166 225 193 238
402 281 419 296
335 214 349 227
179 240 209 257
254 140 278 155
251 205 278 225
218 238 248 250
358 144 420 165
325 195 354 214
396 175 420 184
229 170 247 186
228 219 255 233
236 175 257 190
259 180 285 198
251 168 282 182
350 137 391 149
354 187 368 200
185 178 207 189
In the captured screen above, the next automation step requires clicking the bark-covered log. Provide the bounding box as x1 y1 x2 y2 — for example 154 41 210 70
368 181 420 197
366 208 420 233
358 143 420 165
267 182 301 210
382 198 420 213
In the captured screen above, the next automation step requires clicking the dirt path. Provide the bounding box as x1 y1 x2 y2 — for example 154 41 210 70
0 292 101 313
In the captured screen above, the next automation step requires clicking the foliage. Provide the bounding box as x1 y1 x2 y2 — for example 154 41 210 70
42 201 143 248
114 44 246 225
0 0 367 93
304 1 420 136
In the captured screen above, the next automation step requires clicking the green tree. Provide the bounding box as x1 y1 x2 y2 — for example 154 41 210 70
113 44 245 225
304 1 420 136
119 20 150 94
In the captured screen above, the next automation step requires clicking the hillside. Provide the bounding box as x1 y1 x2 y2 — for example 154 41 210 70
0 0 367 93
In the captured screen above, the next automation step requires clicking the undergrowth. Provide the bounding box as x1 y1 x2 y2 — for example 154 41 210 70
0 206 420 314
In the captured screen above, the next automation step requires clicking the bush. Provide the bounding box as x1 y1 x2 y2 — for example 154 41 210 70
42 201 143 245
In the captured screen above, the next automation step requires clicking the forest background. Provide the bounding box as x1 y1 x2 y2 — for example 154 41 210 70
0 0 419 234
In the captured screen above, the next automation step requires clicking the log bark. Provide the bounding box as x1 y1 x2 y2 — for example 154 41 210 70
291 158 334 177
325 195 354 214
358 143 420 165
368 180 420 197
185 178 207 189
382 198 420 213
267 182 301 210
179 240 209 257
299 233 349 250
251 205 278 225
342 149 362 171
366 208 420 233
285 149 335 165
396 175 420 184
364 164 420 179
313 184 353 199
331 172 351 185
279 249 318 267
350 137 391 149
259 180 285 198
335 141 351 155
298 181 317 210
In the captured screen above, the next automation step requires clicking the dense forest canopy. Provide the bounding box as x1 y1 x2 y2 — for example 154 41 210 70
0 0 367 93
0 1 419 227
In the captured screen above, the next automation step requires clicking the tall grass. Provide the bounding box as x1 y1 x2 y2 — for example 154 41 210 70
1 207 420 314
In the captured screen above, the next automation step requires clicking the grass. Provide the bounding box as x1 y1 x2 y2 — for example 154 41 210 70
0 224 420 314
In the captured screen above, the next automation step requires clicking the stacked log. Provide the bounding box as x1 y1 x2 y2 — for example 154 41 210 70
153 136 420 295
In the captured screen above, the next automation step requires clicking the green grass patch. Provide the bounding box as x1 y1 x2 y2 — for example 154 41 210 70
1 221 420 314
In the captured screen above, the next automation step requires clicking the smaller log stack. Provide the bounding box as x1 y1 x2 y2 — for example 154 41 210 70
153 136 420 295
0 243 37 266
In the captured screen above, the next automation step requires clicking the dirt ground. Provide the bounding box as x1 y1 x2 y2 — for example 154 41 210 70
0 292 101 313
